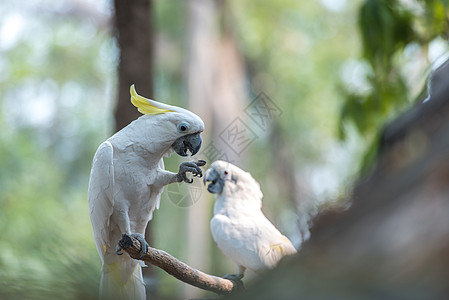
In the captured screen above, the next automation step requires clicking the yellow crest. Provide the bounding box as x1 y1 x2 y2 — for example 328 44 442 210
130 84 173 115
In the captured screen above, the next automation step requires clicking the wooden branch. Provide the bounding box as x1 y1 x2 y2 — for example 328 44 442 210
118 234 242 295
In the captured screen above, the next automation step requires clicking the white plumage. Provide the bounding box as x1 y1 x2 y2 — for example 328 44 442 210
88 85 204 299
204 160 297 278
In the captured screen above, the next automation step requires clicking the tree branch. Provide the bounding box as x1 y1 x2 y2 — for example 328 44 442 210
118 233 242 295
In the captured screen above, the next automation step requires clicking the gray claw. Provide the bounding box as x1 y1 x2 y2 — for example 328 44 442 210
116 244 123 255
223 273 245 290
177 161 206 183
223 273 244 281
196 160 206 167
130 233 149 259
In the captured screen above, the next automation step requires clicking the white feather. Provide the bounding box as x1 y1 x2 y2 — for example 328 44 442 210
88 141 114 262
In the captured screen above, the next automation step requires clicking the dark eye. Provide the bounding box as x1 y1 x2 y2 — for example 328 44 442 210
177 122 189 132
224 170 228 175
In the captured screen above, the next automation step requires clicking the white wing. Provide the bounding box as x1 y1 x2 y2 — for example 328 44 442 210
211 213 296 273
256 216 297 269
88 141 115 261
211 214 263 271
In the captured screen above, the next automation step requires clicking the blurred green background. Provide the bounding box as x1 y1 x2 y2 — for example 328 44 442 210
0 0 448 299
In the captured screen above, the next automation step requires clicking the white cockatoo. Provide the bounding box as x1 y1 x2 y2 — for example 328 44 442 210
88 85 205 300
204 160 297 281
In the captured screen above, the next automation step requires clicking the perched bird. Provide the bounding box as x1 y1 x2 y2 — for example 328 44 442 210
88 85 205 300
204 160 297 281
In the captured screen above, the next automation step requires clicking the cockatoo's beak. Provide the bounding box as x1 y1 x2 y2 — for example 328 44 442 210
203 167 224 194
172 133 202 156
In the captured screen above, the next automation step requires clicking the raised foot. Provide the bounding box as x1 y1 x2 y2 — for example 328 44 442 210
117 233 149 259
177 160 207 183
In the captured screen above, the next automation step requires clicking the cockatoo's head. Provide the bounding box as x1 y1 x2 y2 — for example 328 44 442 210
130 85 204 156
203 160 263 200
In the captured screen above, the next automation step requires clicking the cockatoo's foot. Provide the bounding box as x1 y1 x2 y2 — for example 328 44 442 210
177 160 206 183
117 233 149 258
223 273 245 290
116 244 124 255
223 273 244 281
129 233 149 259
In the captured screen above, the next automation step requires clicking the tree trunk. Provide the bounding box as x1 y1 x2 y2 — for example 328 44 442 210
114 0 153 132
184 0 246 298
113 0 157 297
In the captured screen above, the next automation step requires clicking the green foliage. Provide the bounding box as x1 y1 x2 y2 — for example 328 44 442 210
360 0 414 69
418 0 449 41
0 1 113 298
0 126 100 299
340 0 449 173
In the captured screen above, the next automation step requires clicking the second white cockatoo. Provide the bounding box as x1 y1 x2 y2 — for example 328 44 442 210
88 85 205 300
204 160 297 281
